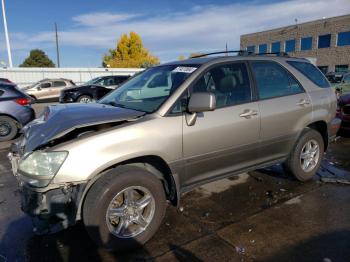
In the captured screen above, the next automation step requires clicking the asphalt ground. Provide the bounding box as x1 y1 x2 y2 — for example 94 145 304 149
0 102 349 262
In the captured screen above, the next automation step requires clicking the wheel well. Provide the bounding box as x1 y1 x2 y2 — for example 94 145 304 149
121 156 178 206
307 121 328 150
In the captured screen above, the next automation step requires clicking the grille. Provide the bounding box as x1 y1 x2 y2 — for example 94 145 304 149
343 105 350 115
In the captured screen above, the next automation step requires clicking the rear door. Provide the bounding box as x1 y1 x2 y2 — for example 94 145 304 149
50 81 67 97
250 60 311 163
182 62 260 188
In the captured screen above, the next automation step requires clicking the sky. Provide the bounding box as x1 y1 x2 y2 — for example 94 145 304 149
0 0 349 67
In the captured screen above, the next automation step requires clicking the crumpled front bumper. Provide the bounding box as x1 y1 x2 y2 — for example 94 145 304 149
8 143 87 234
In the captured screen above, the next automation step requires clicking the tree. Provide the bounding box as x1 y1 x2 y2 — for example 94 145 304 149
20 49 55 67
103 32 159 68
177 55 186 60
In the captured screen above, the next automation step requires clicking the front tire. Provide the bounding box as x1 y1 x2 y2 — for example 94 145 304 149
77 95 93 103
83 164 167 250
284 128 324 181
0 116 18 142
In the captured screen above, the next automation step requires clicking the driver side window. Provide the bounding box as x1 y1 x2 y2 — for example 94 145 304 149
191 63 252 108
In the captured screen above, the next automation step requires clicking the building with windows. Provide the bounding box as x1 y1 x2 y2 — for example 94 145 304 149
240 14 350 74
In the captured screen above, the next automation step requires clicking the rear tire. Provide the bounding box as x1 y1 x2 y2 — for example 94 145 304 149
77 95 93 103
0 116 18 142
284 128 324 181
83 164 167 251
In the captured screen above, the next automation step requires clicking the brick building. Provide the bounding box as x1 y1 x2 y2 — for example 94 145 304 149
240 14 350 74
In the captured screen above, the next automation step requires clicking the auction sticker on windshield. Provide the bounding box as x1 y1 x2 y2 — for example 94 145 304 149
172 67 197 73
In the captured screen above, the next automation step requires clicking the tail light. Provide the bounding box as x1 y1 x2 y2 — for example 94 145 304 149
15 98 30 106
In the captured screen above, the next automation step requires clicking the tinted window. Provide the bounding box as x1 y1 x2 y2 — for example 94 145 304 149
301 37 312 51
317 66 328 75
337 31 350 46
114 76 129 84
192 63 252 108
52 81 66 87
271 42 280 53
318 34 331 48
41 82 51 88
335 64 348 73
285 39 296 52
259 44 267 54
247 45 255 53
0 89 3 96
251 61 303 99
288 61 330 88
103 77 116 86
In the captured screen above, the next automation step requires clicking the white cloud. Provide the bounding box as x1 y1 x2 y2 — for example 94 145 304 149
72 12 138 26
8 0 350 63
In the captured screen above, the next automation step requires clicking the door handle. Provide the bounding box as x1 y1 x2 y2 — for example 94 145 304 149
239 109 258 118
297 99 310 106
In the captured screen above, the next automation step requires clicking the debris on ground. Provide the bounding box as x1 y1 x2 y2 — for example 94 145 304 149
318 162 350 185
235 245 246 256
178 206 184 212
279 188 287 192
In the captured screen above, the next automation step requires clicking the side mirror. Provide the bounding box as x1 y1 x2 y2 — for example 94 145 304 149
188 92 216 113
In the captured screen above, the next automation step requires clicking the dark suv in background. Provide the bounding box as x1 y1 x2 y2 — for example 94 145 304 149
0 84 35 141
60 75 130 103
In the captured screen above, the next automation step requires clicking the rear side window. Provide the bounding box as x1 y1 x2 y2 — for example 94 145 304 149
287 61 330 88
251 61 304 100
52 81 66 87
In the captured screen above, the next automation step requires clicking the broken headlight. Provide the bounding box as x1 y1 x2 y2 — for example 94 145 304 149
18 151 68 187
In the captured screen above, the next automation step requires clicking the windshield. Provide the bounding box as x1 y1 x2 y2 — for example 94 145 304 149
99 64 199 113
85 77 103 85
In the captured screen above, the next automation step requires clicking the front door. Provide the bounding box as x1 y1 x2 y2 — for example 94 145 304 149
182 62 260 188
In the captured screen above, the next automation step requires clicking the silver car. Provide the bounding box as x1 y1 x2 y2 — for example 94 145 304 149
9 54 338 250
24 78 75 101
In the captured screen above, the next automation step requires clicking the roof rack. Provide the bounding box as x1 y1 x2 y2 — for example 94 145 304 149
191 50 290 58
255 52 290 57
191 50 252 58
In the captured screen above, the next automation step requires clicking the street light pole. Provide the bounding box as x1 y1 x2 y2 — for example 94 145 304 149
1 0 12 67
55 22 60 67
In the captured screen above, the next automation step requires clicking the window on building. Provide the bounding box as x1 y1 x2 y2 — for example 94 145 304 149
337 31 350 46
335 65 349 73
247 45 255 53
259 44 267 54
285 39 296 52
251 61 303 99
271 42 281 53
301 37 312 51
318 34 331 48
317 66 328 75
287 61 330 88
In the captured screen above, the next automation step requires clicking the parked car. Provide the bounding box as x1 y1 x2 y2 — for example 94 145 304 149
336 92 350 136
24 78 75 101
59 75 130 103
326 71 348 84
9 53 338 250
0 83 35 141
0 78 13 84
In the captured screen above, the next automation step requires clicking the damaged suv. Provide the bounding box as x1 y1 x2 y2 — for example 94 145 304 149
9 53 338 250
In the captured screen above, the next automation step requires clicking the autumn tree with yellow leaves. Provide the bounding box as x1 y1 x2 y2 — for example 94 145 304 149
103 32 160 68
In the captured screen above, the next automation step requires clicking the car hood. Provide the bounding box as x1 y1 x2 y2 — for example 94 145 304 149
21 103 145 152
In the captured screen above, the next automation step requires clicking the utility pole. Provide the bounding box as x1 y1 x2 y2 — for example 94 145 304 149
55 22 60 67
1 0 13 67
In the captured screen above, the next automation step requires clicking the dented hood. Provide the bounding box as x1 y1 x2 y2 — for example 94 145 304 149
22 103 145 152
